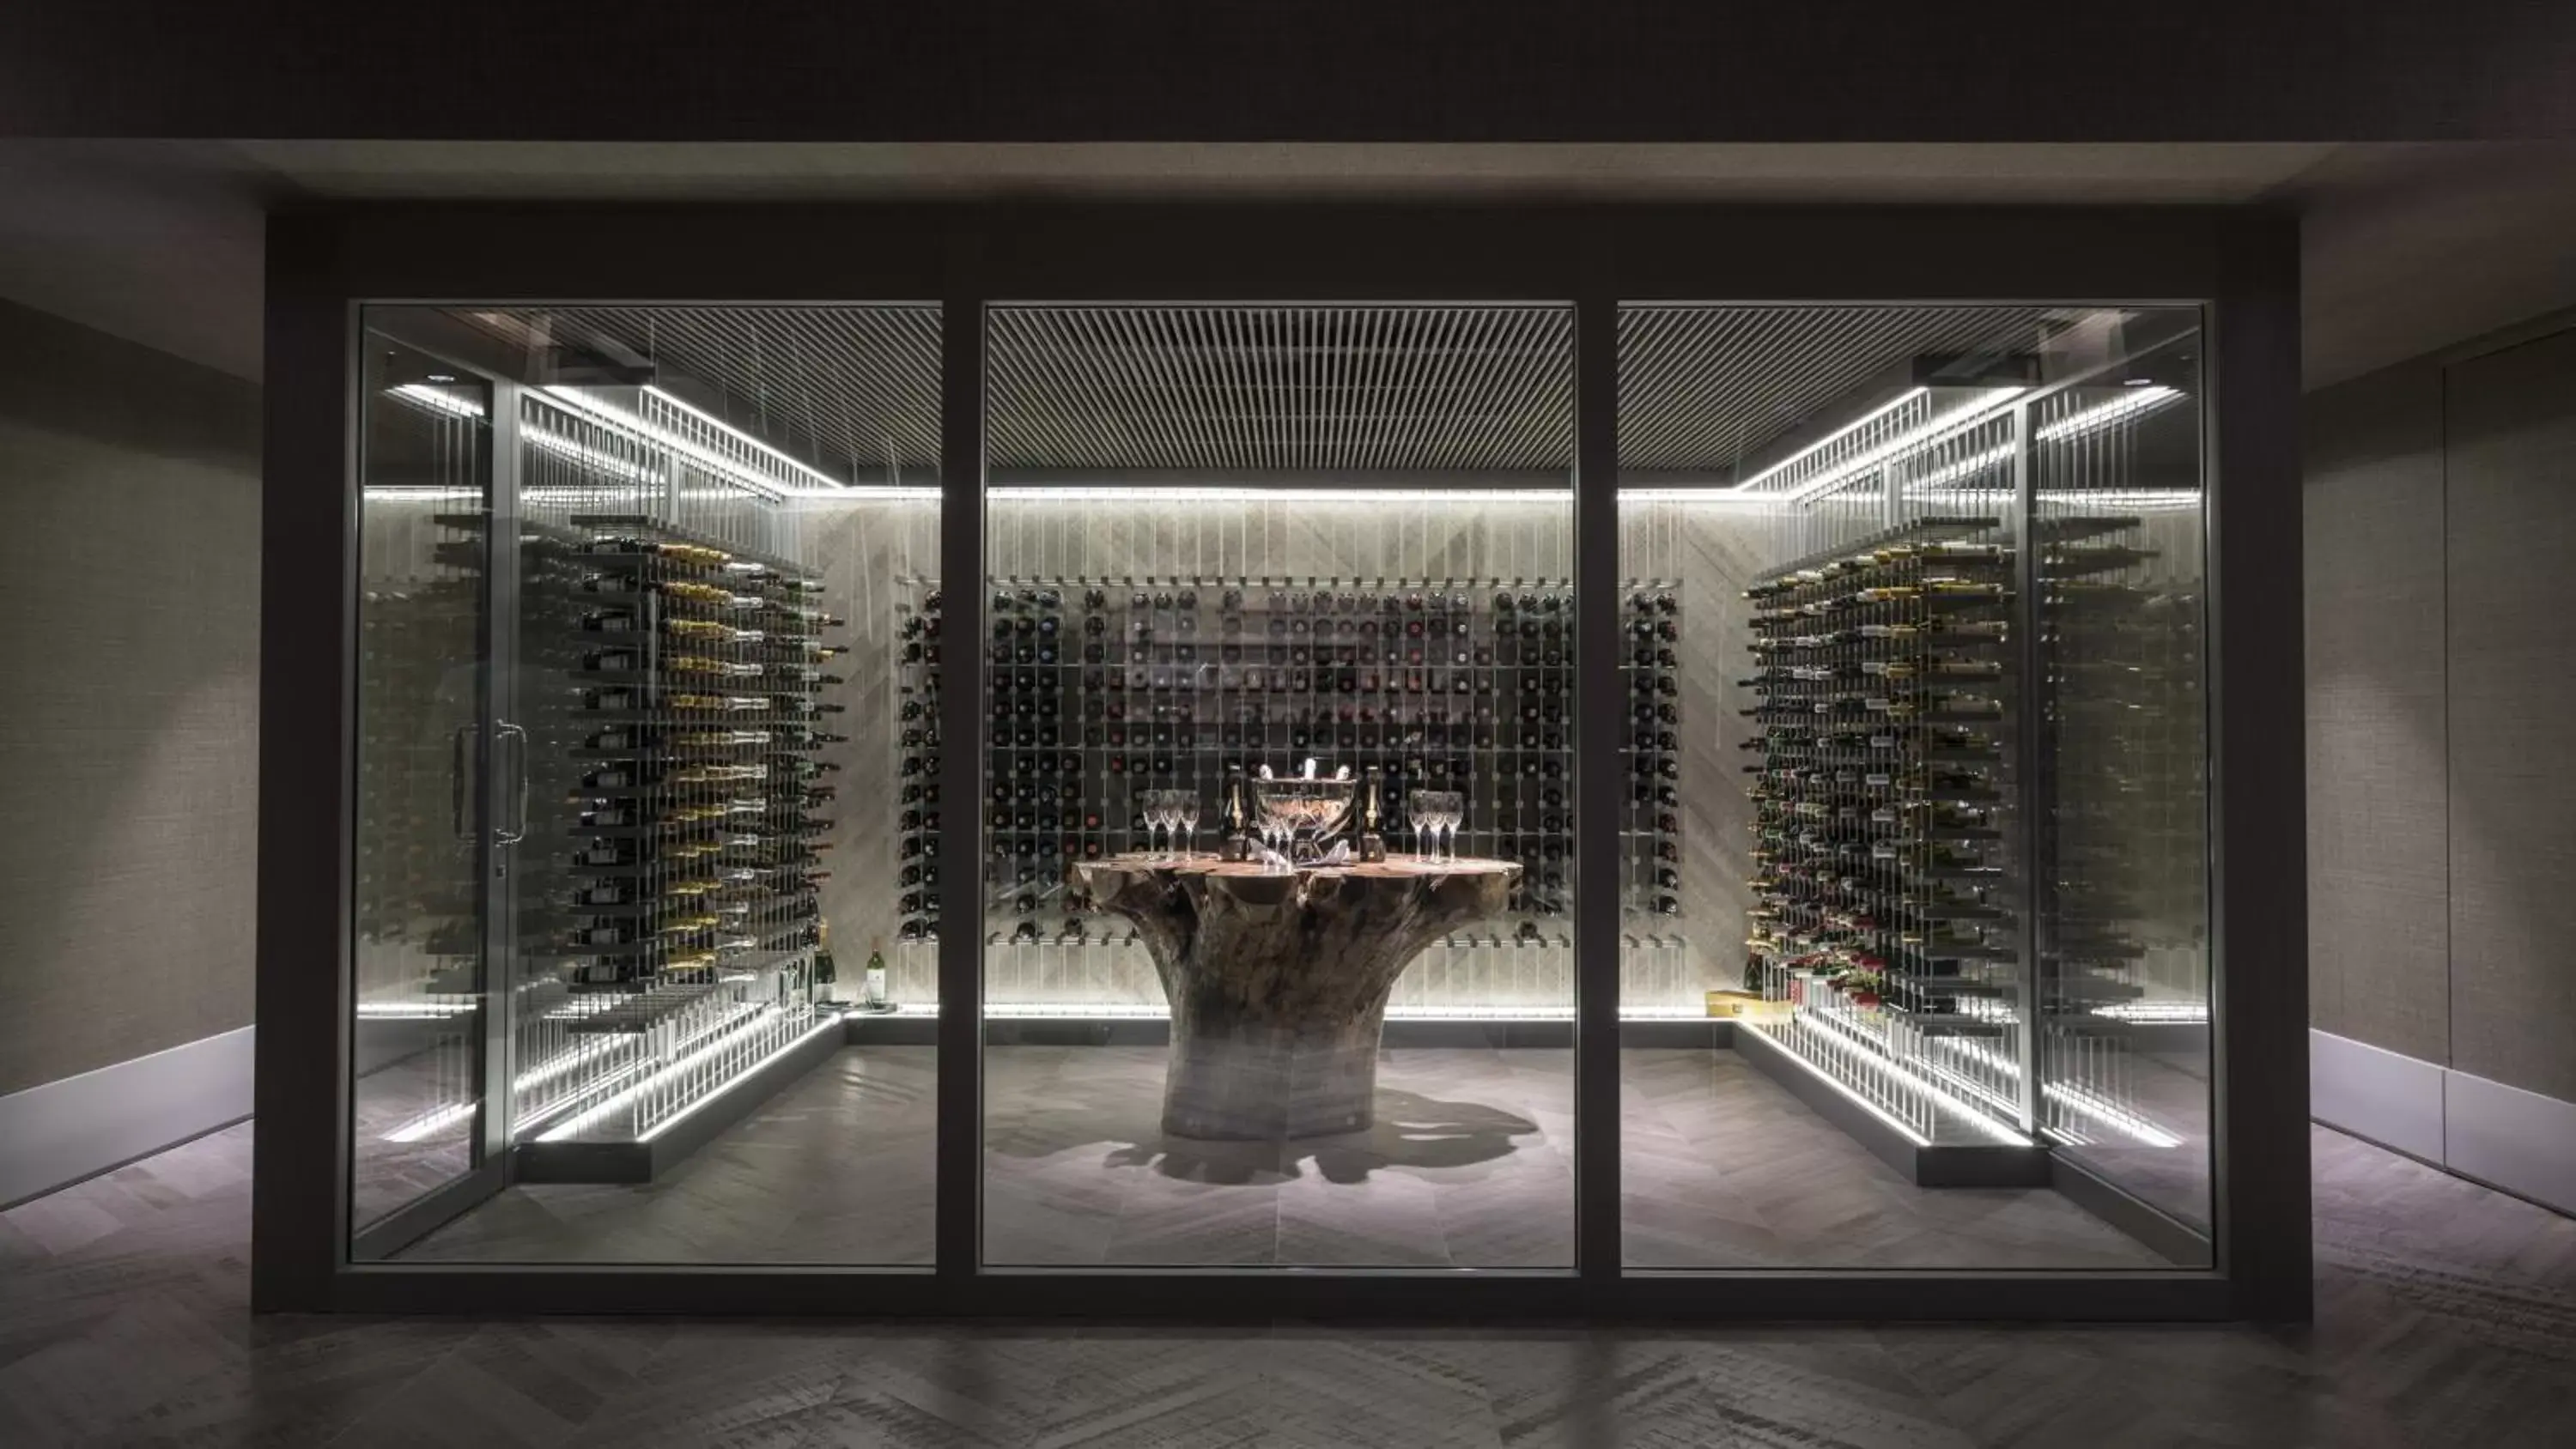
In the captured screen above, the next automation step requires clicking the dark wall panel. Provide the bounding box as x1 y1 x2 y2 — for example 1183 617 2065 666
2444 329 2576 1103
0 298 259 1094
2302 366 2450 1063
4 4 2576 141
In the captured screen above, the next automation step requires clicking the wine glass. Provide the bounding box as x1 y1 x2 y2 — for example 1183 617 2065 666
1176 793 1201 858
1142 792 1169 858
1438 791 1465 861
1406 789 1432 859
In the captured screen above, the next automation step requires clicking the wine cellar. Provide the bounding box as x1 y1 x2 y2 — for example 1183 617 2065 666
343 295 2219 1277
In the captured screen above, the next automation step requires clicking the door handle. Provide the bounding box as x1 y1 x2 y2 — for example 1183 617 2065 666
495 720 529 846
451 724 477 839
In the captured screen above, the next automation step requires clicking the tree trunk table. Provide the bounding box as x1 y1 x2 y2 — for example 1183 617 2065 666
1071 853 1519 1140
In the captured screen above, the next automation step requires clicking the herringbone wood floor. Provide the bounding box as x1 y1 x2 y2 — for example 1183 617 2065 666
5 1116 2573 1443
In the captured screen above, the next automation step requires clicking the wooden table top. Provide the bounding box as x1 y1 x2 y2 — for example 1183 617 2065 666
1072 852 1519 882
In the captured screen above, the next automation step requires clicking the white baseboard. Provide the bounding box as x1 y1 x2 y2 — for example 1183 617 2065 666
2445 1069 2576 1218
2310 1029 2445 1162
2309 1028 2576 1217
0 1026 254 1209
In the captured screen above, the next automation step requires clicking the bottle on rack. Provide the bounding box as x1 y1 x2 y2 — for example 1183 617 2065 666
864 938 889 1010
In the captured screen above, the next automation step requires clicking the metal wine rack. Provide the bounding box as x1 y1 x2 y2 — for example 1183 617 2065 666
1741 516 2025 1141
891 575 1690 964
532 517 841 1139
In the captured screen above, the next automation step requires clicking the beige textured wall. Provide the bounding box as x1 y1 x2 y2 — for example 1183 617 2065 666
2304 365 2451 1064
0 298 259 1095
2305 313 2576 1105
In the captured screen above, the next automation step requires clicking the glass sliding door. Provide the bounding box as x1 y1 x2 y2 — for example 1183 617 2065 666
978 304 1580 1269
349 305 942 1264
1614 305 2215 1269
350 330 505 1251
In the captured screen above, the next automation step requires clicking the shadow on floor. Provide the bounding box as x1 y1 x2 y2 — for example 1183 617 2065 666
1077 1087 1542 1185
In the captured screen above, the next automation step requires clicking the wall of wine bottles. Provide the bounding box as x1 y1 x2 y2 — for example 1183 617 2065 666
1638 375 2215 1163
514 500 841 1145
818 489 1714 1016
1738 515 2027 1144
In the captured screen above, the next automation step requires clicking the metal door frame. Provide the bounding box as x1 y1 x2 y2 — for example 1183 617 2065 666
256 200 2306 1321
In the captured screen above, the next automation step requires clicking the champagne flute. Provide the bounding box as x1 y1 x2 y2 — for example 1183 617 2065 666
1177 793 1201 858
1406 789 1431 859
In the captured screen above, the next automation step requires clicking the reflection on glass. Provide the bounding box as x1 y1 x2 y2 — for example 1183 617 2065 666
2032 349 2212 1241
350 305 941 1264
1617 305 2213 1269
352 336 493 1239
981 304 1577 1268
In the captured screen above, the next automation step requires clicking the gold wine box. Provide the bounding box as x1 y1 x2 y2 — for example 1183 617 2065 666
1706 991 1794 1023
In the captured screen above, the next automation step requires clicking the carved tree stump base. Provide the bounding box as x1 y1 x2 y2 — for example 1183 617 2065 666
1072 855 1518 1141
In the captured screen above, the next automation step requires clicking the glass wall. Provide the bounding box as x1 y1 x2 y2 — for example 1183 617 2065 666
350 305 942 1263
350 336 495 1238
337 284 2227 1293
978 305 1580 1267
1616 306 2214 1268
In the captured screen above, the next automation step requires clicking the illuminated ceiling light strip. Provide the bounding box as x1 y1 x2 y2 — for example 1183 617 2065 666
355 1000 480 1018
888 1003 1722 1023
640 385 848 492
984 488 1569 504
2034 385 2182 441
526 425 657 483
636 1016 842 1143
1781 389 2029 502
793 488 943 504
2033 488 2203 512
2091 1001 2211 1024
1616 488 1783 506
382 1100 476 1144
387 382 486 420
539 385 793 500
1730 385 1928 493
1902 443 2016 493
